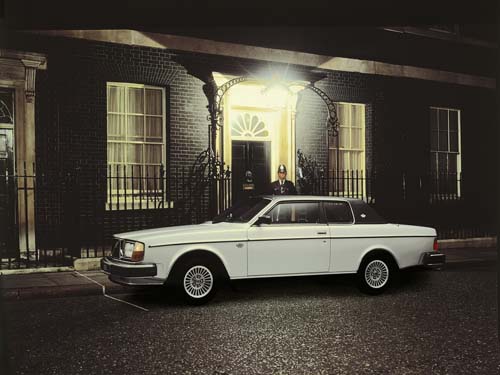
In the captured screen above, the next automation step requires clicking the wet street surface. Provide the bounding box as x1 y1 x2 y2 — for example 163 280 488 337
2 248 499 374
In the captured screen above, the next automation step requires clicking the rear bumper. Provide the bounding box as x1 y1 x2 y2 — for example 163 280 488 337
101 256 164 286
421 251 446 268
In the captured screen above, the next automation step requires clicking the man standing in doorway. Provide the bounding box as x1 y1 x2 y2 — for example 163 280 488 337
269 164 297 195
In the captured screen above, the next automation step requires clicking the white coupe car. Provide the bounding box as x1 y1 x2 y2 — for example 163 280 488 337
101 195 445 304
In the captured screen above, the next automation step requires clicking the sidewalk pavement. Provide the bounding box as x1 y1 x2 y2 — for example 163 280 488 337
0 270 154 301
0 246 497 302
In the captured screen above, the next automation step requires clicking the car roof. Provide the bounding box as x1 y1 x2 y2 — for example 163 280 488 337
259 195 364 203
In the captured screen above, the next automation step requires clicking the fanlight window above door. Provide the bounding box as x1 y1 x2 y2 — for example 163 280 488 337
231 113 269 139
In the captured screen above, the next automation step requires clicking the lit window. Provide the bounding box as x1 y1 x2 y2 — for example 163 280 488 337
430 107 461 199
107 83 165 209
328 103 366 197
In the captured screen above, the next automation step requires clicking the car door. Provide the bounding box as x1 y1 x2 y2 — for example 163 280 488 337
247 201 330 276
324 200 359 272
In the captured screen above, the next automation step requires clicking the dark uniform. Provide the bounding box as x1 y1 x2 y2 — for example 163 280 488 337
269 179 297 195
268 164 297 195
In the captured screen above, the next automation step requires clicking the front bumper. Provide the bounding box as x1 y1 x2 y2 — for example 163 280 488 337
101 256 164 286
421 251 446 268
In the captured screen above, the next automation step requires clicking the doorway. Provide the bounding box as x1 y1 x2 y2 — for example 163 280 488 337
0 102 17 256
231 140 271 203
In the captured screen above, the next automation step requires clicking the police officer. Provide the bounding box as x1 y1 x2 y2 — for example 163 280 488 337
269 164 297 195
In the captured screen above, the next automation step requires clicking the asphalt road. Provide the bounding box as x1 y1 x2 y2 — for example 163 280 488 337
2 248 499 375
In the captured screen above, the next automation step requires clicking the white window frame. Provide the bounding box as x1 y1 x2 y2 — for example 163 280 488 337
430 106 462 199
106 82 167 210
328 102 366 199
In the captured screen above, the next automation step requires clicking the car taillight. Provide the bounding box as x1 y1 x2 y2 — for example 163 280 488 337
433 238 439 252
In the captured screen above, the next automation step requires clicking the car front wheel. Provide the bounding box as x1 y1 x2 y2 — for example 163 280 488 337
357 255 397 295
176 260 219 305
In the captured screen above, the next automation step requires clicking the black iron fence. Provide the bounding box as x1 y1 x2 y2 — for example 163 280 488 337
301 170 495 240
0 164 496 270
0 163 231 269
300 170 464 202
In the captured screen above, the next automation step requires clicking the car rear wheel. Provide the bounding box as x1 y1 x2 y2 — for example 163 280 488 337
357 254 397 295
175 259 220 305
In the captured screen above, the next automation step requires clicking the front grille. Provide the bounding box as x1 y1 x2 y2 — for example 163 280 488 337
112 239 122 258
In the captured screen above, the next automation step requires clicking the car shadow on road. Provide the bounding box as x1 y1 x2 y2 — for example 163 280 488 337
115 270 437 308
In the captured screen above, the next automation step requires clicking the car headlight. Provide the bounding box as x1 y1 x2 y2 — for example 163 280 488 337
123 240 145 262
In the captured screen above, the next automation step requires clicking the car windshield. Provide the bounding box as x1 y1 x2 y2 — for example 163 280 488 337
212 197 271 223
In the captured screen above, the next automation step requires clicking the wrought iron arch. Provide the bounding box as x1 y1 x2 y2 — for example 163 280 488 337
197 75 340 216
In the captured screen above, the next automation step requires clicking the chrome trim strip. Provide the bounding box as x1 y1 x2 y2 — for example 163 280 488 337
149 235 435 248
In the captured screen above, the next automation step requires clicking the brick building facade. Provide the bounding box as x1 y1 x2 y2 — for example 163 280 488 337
0 28 496 264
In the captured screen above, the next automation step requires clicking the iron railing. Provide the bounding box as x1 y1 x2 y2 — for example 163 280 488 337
0 164 495 270
0 163 232 269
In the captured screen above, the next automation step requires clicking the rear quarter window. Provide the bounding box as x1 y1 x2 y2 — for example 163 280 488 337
324 201 353 224
349 200 387 224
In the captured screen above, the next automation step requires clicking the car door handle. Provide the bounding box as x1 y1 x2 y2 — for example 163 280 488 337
317 231 327 235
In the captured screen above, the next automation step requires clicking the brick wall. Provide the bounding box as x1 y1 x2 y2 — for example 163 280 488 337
5 32 497 239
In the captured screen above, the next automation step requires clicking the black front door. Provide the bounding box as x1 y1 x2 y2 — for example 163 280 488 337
0 128 17 256
232 141 271 203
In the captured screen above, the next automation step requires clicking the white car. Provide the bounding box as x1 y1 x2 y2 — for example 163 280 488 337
101 195 445 304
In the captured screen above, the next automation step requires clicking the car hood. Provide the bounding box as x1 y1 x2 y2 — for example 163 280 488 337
114 222 248 247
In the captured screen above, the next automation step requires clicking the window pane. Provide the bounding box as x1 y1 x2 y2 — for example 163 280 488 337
339 151 346 170
325 202 353 223
146 89 162 115
128 87 144 114
448 154 457 174
145 165 162 191
351 105 362 127
0 88 14 124
438 153 447 173
127 144 142 163
146 117 163 141
430 152 438 173
449 110 458 132
449 131 458 152
144 144 162 164
350 152 361 170
108 143 125 163
267 202 320 224
128 165 142 190
439 131 448 151
430 130 438 151
108 86 125 113
145 165 161 178
351 128 361 149
107 114 126 141
127 115 144 141
438 110 448 131
339 127 349 148
430 108 438 131
337 104 347 125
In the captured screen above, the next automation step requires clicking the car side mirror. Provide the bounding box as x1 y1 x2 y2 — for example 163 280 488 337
255 215 271 225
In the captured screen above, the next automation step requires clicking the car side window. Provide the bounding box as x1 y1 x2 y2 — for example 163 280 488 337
266 202 320 224
324 201 353 224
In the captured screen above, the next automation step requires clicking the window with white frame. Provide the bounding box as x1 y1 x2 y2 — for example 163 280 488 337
430 107 461 198
107 83 165 209
328 103 366 197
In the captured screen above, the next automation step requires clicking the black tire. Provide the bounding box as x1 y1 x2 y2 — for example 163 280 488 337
357 253 398 295
172 257 221 305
